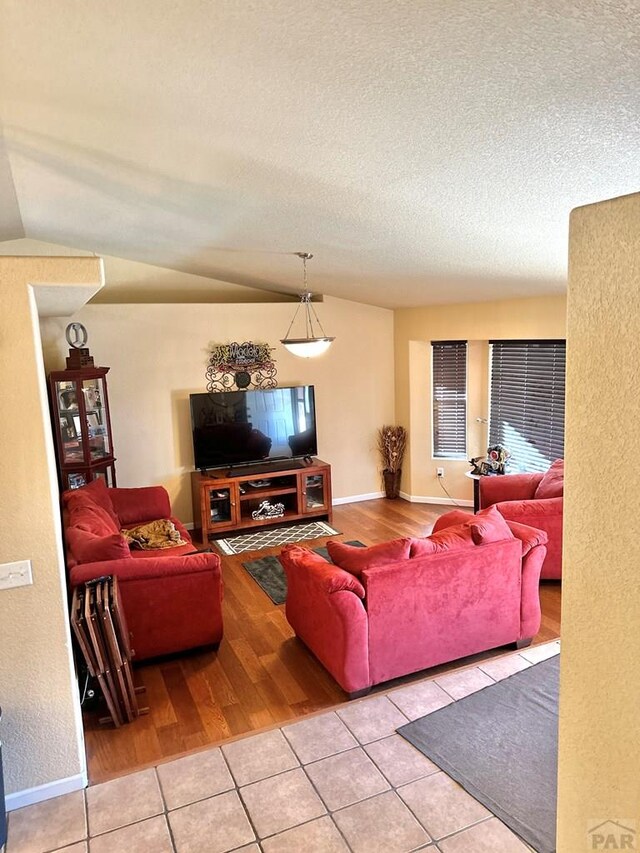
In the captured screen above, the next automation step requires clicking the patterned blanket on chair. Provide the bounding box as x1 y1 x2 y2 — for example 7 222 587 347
121 519 188 550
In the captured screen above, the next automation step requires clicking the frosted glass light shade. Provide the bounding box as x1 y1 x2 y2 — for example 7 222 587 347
281 337 334 358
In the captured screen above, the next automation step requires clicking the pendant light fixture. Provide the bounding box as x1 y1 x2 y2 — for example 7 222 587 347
280 252 335 358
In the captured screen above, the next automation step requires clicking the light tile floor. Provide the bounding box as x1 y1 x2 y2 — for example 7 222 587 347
5 642 559 853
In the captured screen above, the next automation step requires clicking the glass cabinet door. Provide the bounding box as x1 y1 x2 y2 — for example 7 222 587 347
302 472 328 512
208 486 236 527
82 377 111 461
55 379 84 464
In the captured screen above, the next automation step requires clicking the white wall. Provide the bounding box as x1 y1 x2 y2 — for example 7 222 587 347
41 297 395 522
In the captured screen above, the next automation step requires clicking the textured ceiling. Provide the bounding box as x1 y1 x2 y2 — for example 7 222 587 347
1 0 639 307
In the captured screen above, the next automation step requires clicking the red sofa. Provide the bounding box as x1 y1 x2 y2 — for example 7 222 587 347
479 459 563 580
280 506 547 696
63 479 223 660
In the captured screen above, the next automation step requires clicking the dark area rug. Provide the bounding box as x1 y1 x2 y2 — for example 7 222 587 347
398 655 559 853
242 540 365 604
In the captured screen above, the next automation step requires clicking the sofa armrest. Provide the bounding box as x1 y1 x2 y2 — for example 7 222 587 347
69 551 223 660
280 546 369 694
479 473 543 508
494 495 563 521
504 520 548 556
69 551 220 585
109 486 173 526
519 543 546 639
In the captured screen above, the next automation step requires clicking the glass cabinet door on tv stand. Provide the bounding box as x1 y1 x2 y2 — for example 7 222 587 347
48 366 117 491
300 470 330 514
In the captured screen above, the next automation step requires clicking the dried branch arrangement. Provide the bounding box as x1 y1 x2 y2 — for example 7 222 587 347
377 425 407 473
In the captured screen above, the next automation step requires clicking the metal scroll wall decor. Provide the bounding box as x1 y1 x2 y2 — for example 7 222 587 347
206 341 278 392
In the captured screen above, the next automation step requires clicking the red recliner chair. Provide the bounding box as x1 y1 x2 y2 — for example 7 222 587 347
479 459 563 580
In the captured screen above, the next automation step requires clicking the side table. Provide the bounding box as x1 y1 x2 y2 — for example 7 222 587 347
464 471 482 513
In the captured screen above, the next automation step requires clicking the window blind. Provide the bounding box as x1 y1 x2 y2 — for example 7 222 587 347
489 340 566 472
432 341 467 458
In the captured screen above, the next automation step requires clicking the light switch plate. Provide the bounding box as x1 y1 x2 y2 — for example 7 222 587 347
0 559 33 590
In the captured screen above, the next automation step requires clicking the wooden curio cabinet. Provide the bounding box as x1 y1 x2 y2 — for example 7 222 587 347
48 365 117 491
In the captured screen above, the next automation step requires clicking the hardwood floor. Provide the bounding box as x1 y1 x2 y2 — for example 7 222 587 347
83 498 561 783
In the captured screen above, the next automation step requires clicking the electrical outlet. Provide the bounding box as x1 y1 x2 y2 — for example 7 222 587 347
436 467 444 477
0 559 33 590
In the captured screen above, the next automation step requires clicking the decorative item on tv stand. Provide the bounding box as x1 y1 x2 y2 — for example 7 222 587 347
47 322 117 491
251 500 286 521
469 444 511 476
378 425 408 500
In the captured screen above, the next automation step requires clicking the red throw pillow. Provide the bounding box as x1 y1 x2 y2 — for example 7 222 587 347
470 504 515 545
67 502 120 537
66 526 131 564
327 538 411 577
534 459 564 499
410 523 474 557
63 479 119 527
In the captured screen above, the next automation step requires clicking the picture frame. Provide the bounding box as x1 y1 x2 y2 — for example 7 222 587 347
83 386 99 409
67 473 86 490
86 413 102 438
59 388 77 410
59 416 75 441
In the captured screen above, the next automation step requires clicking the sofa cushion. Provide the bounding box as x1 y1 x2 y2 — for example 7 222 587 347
67 502 120 537
327 538 411 577
534 459 564 499
62 478 119 527
66 526 131 564
470 504 515 545
282 545 365 598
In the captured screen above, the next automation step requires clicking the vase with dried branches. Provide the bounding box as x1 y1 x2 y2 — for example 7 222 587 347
377 425 407 499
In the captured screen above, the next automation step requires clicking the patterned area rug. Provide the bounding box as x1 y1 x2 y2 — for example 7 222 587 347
214 520 341 555
242 541 365 604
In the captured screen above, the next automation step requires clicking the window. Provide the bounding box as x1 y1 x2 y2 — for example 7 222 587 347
432 341 467 458
489 340 566 472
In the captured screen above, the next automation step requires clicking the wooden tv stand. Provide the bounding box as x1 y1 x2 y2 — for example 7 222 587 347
191 458 332 542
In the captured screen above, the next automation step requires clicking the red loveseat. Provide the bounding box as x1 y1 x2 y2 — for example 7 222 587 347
479 459 563 580
280 507 547 696
63 479 223 660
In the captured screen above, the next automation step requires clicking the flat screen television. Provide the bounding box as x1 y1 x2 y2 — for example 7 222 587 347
190 385 318 471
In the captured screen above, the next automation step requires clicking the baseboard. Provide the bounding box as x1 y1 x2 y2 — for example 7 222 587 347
183 521 195 531
5 771 87 812
332 491 385 505
399 491 474 508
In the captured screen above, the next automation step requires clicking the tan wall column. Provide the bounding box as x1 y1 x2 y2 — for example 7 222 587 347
0 257 102 800
557 193 640 850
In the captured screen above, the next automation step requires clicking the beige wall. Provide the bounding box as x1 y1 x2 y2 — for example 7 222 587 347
394 296 567 501
0 257 103 799
557 193 640 851
41 296 395 522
